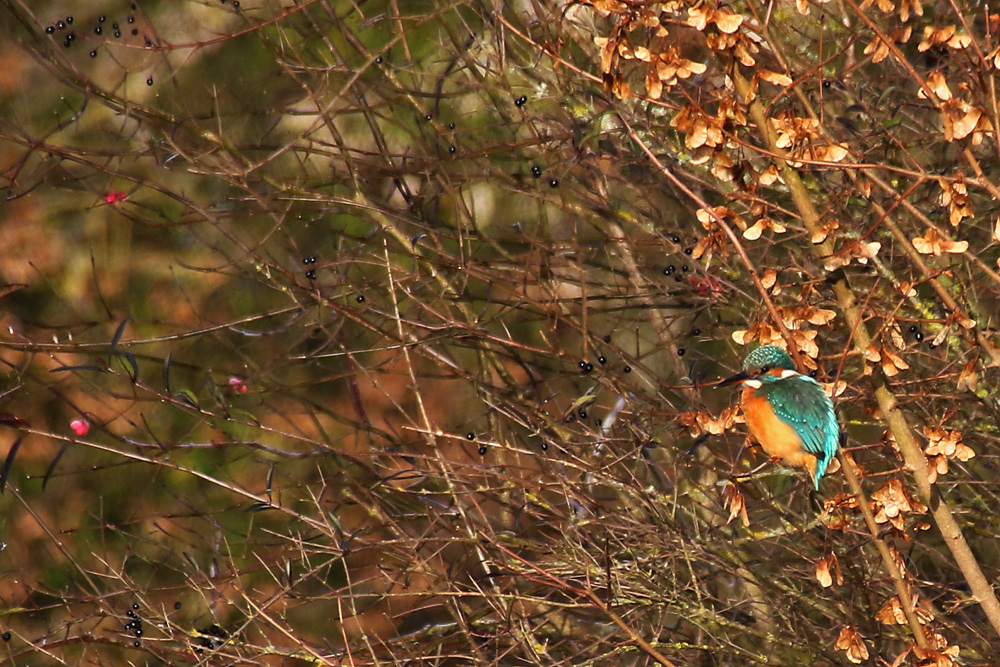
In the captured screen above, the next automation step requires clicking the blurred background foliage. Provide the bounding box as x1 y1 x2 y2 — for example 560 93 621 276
1 0 1000 664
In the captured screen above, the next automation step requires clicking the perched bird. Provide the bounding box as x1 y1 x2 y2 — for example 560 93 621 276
718 345 840 489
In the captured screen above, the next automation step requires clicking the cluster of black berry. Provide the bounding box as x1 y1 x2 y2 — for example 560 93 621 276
124 603 142 647
193 624 227 653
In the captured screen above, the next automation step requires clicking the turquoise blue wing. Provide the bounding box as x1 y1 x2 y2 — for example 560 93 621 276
758 375 839 486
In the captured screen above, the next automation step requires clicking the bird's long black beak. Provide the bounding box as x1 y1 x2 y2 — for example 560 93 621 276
717 371 750 387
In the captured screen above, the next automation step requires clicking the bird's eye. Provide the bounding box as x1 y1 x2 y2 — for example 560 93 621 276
760 366 770 373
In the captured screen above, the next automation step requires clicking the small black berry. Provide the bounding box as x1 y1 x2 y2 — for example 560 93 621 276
57 20 66 29
531 165 542 178
603 335 611 343
478 446 487 455
45 26 55 33
66 16 74 24
63 38 72 47
683 247 693 255
692 328 701 335
584 363 594 372
233 1 240 7
114 29 121 37
915 332 924 341
578 361 587 369
448 122 455 129
1 632 9 641
132 603 139 610
128 16 135 24
681 265 689 272
908 324 917 332
95 25 102 35
448 145 456 154
132 28 138 35
548 178 558 187
598 356 606 364
90 49 98 57
541 442 548 451
99 15 106 22
112 22 119 29
146 76 153 86
356 295 365 303
303 256 316 264
623 365 631 373
677 348 686 356
375 56 383 64
465 432 474 441
669 234 681 243
134 641 140 647
425 114 432 121
305 270 316 280
174 602 182 610
66 32 75 41
515 95 527 107
822 80 831 89
578 408 587 419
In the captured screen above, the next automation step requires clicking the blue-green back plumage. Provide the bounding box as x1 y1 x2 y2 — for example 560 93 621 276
743 345 839 489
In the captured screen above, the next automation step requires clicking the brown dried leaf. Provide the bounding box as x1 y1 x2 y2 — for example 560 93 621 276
876 597 907 625
760 268 778 289
743 217 785 240
687 5 710 30
835 626 870 663
912 228 968 255
899 0 923 20
882 347 909 376
918 25 955 51
759 69 793 86
816 554 841 587
723 483 749 526
864 35 891 63
926 70 952 100
947 32 972 49
805 307 836 325
758 164 782 186
956 360 978 392
816 144 849 162
812 218 839 244
872 478 913 525
816 556 833 588
714 9 744 33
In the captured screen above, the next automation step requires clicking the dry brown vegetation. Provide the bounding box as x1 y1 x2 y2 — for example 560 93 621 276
2 0 1000 664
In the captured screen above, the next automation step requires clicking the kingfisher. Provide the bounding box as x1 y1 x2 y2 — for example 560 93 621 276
718 345 839 489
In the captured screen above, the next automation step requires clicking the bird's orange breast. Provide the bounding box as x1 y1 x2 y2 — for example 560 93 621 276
741 386 818 476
